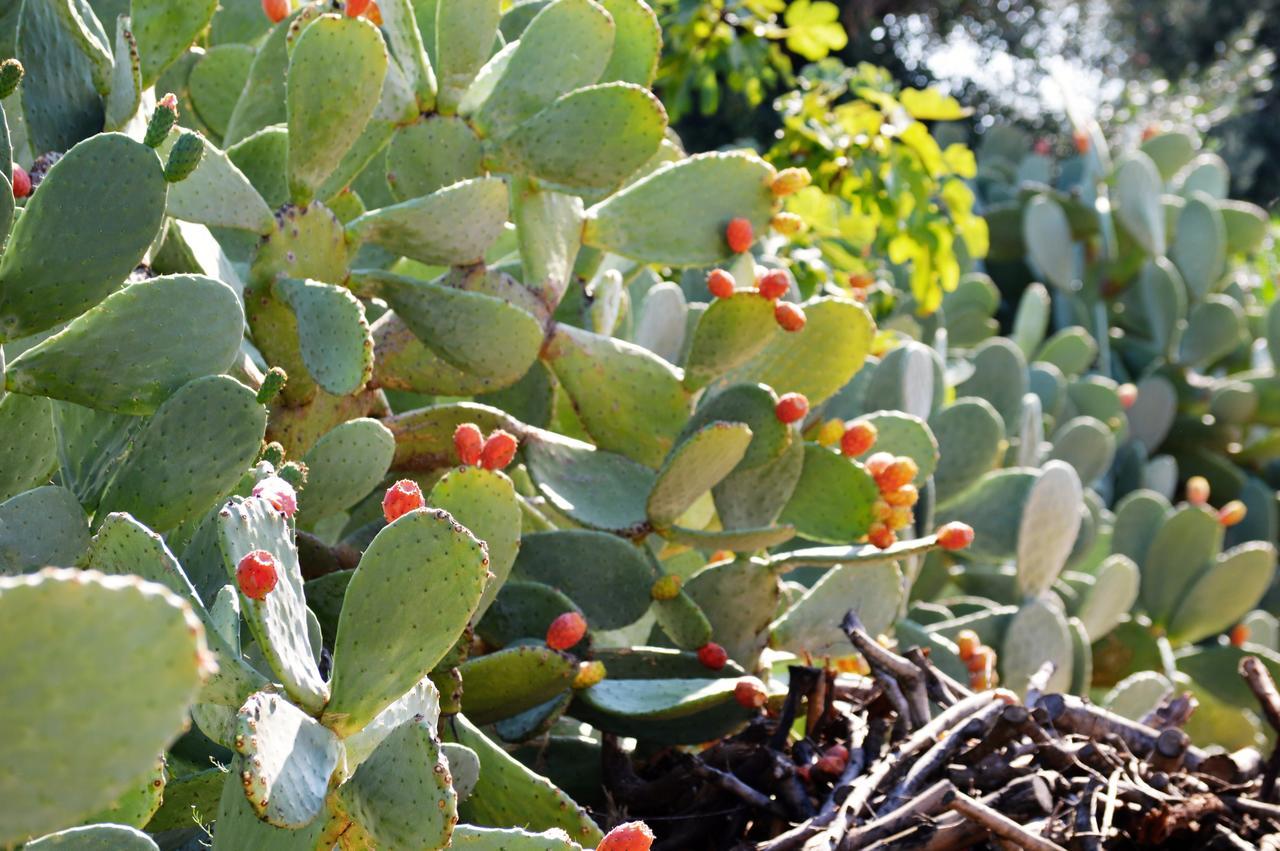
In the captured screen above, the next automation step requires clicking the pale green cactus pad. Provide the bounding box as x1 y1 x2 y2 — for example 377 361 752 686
234 692 342 828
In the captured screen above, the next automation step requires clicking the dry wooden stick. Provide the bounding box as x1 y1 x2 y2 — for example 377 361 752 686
947 791 1069 851
841 611 931 729
1240 656 1280 800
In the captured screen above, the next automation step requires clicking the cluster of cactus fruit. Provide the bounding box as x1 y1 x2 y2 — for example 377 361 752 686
2 0 1279 847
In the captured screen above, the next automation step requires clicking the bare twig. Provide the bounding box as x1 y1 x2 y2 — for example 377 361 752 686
947 792 1068 851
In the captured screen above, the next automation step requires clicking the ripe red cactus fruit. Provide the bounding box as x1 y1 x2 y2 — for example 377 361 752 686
867 524 895 550
840 420 877 457
453 423 483 466
345 0 373 17
757 269 790 300
774 392 809 424
382 479 425 524
262 0 290 22
11 164 29 199
966 645 996 674
480 429 519 470
697 641 728 671
1117 383 1138 409
956 629 981 660
863 452 893 478
597 821 655 851
706 268 735 299
236 550 279 600
725 217 754 254
546 611 588 650
874 456 918 492
734 677 768 709
883 484 919 508
252 475 298 519
774 301 806 332
1218 500 1247 528
936 521 975 551
1186 476 1210 506
1230 624 1250 647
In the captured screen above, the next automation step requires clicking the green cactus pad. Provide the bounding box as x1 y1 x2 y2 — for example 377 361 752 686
429 467 523 623
1219 199 1268 255
1131 258 1186 354
663 523 797 552
1173 192 1227 299
935 469 1037 561
6 275 243 414
647 422 752 527
0 133 166 340
957 337 1029 430
227 128 290 209
1166 542 1277 645
373 312 516 396
324 508 488 736
384 401 520 470
0 394 55 501
1139 130 1197 180
234 692 342 828
1178 153 1229 198
929 397 1004 503
0 485 90 574
770 561 902 657
514 530 655 628
15 0 105 154
846 411 939 484
80 752 165 828
375 0 436 106
367 268 541 382
1011 283 1051 356
1111 489 1171 567
1177 294 1243 367
492 83 666 193
779 444 878 544
300 418 394 521
96 376 266 532
1113 150 1166 256
544 322 690 467
188 44 255 137
286 14 387 202
218 496 330 713
652 590 715 649
713 432 804 529
513 183 585 310
477 579 581 649
334 717 458 850
470 0 613 139
211 759 340 850
431 0 500 111
459 645 576 724
1022 196 1077 290
682 293 779 390
685 556 779 667
684 383 788 470
348 176 509 265
131 0 217 87
1048 416 1115 484
1103 670 1175 720
1076 554 1140 641
598 0 661 85
344 675 441 771
0 568 208 846
450 825 585 850
1015 461 1083 599
1140 505 1223 625
387 116 484 199
449 714 602 844
158 131 274 234
104 16 142 132
223 11 306 144
276 278 374 396
583 151 776 266
23 824 160 850
1000 597 1073 694
578 676 745 719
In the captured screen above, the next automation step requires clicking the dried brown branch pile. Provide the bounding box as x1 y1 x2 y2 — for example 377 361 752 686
603 611 1280 850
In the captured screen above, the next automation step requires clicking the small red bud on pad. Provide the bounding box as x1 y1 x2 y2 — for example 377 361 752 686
382 479 425 524
546 611 587 650
236 550 279 600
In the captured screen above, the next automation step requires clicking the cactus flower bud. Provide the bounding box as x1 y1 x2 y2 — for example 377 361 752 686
936 521 975 551
771 212 805 235
874 457 918 492
1218 500 1247 527
774 392 809 424
546 611 587 650
867 523 895 550
733 677 768 709
164 132 204 182
480 429 518 470
697 641 729 670
774 301 806 332
757 269 790 300
841 421 877 457
252 476 298 518
770 167 811 197
144 94 179 148
883 484 918 508
573 660 606 689
650 574 682 601
1186 476 1210 506
815 418 845 448
237 550 279 600
597 821 655 851
725 217 753 254
382 479 425 523
706 268 735 299
256 366 287 404
10 164 29 199
0 58 23 100
453 423 483 466
262 0 290 22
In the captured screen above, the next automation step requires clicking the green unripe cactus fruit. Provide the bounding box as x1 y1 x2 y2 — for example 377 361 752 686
259 442 286 467
0 58 23 100
278 460 308 490
256 366 288 404
144 93 179 149
164 132 204 182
